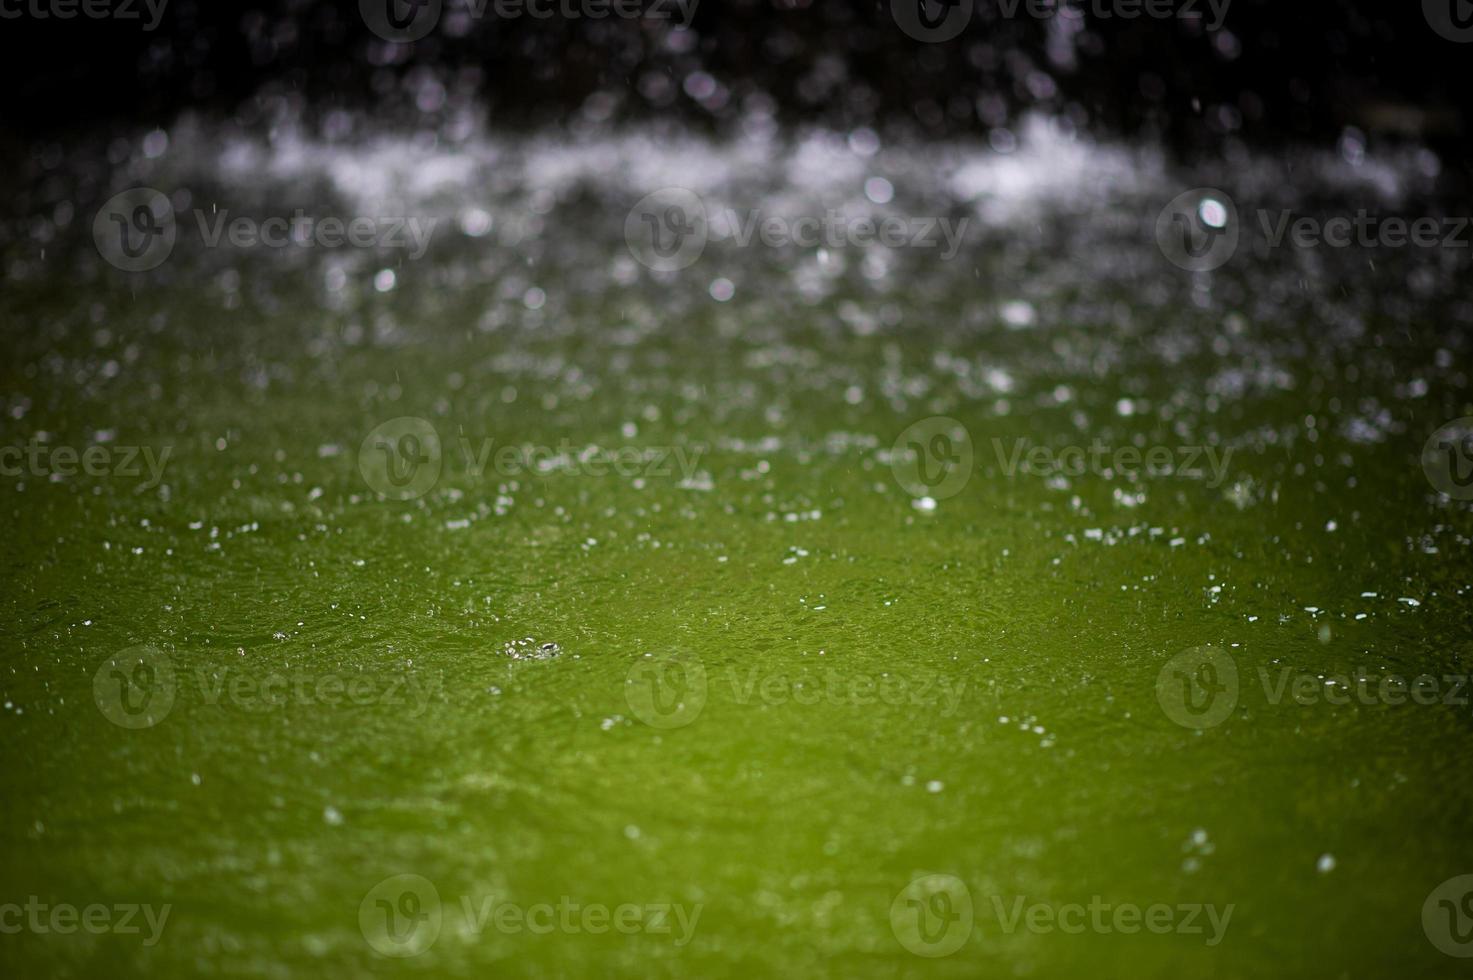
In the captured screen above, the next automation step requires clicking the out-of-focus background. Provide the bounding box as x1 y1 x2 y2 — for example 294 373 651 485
2 0 1469 155
2 2 1472 979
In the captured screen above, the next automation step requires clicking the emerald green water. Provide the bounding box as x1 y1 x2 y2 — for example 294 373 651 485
3 128 1473 978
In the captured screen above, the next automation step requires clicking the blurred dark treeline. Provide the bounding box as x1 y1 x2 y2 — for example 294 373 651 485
0 0 1466 154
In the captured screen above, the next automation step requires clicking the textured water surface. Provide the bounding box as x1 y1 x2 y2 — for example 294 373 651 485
1 117 1472 978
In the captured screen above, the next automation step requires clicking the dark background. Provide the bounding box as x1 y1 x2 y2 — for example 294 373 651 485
1 0 1467 156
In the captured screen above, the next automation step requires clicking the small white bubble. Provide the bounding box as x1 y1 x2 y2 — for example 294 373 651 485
864 177 894 205
142 130 169 159
1198 198 1229 230
1000 300 1036 329
373 269 397 293
1317 853 1336 874
459 208 493 237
